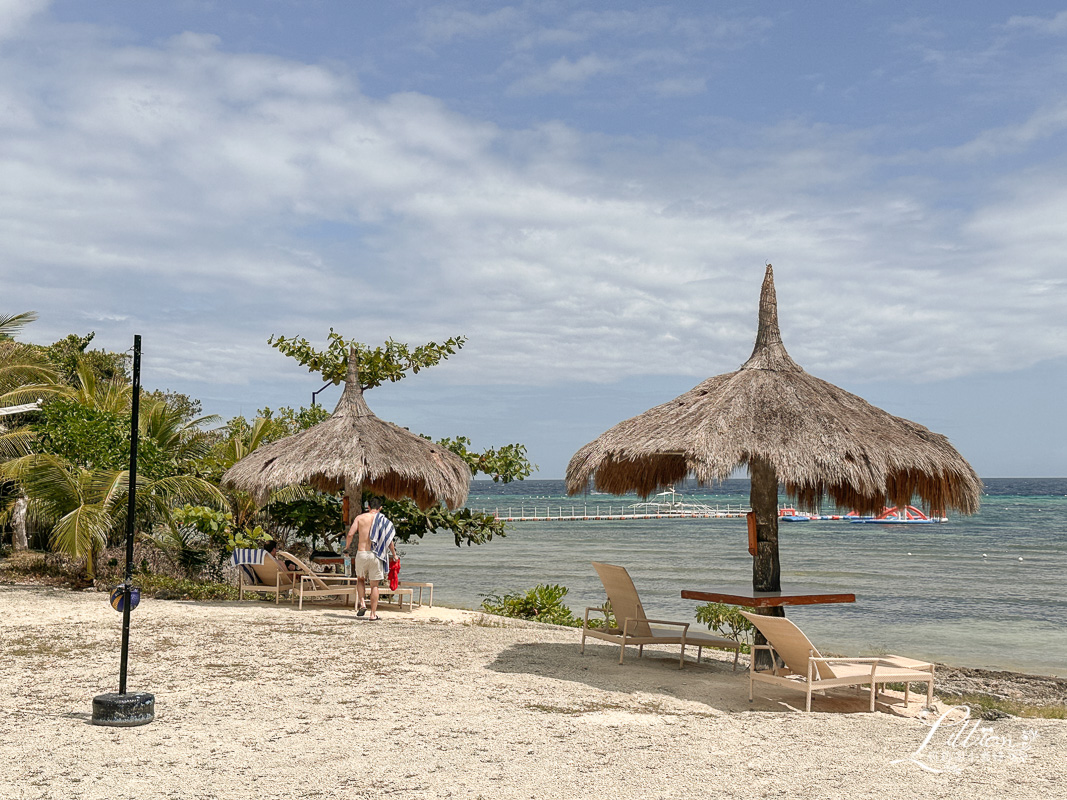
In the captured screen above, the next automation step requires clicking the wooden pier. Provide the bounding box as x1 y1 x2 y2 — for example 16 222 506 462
479 504 752 522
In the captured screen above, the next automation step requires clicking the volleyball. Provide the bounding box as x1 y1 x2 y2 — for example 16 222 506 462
109 585 141 612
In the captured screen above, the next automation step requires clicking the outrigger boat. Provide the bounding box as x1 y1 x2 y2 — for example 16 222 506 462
848 505 947 524
629 487 719 515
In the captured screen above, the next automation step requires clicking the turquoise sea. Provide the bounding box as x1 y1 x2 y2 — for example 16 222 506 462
398 478 1067 677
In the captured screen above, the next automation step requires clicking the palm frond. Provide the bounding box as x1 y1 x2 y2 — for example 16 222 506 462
0 312 38 339
144 474 225 508
50 503 112 559
2 454 84 512
0 426 35 460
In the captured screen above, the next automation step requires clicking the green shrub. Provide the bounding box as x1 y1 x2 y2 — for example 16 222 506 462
695 602 755 653
481 584 581 627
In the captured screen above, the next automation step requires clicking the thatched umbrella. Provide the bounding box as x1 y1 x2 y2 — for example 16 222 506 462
567 265 981 597
223 350 471 517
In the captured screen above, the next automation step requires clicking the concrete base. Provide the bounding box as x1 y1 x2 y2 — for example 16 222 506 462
91 692 155 727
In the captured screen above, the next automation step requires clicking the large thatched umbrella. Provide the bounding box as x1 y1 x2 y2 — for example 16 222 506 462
223 350 471 517
567 265 981 597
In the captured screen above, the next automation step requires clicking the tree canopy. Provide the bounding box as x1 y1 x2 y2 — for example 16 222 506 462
2 315 535 579
264 330 534 547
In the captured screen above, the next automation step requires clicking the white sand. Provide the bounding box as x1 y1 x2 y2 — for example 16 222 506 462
1 586 1062 799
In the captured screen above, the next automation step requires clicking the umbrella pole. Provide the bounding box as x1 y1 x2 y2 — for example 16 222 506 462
749 456 784 670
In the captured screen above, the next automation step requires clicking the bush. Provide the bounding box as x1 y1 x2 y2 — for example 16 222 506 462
694 602 755 653
481 584 581 627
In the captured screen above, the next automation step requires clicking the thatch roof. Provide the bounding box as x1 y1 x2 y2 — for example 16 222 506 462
566 265 982 516
222 353 471 510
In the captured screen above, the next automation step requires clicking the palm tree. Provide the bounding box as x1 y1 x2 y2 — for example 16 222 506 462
0 313 59 407
1 383 224 578
1 312 63 549
3 453 223 578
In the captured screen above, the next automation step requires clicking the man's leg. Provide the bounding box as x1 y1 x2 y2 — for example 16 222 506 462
370 585 380 619
356 576 366 611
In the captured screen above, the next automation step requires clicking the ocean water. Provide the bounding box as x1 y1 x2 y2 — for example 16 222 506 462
397 478 1067 676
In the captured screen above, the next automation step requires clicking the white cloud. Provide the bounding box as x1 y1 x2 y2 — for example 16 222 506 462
418 6 524 43
507 53 616 95
1005 10 1067 35
946 100 1067 159
0 0 49 40
2 10 1066 417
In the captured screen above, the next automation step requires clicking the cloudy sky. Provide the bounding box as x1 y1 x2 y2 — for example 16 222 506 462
3 1 1066 478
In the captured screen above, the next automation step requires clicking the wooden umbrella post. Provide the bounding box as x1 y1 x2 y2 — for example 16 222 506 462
749 456 783 670
750 456 782 594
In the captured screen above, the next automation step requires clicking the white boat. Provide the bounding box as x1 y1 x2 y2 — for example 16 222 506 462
628 488 720 515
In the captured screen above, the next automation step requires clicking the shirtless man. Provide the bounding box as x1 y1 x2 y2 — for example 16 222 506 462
344 497 396 620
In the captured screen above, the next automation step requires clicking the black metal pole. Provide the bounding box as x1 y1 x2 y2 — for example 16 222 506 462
118 334 141 695
92 334 153 726
311 380 332 407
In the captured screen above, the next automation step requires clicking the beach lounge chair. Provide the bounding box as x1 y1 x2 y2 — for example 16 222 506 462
278 551 362 609
581 562 741 669
236 553 298 604
739 610 935 713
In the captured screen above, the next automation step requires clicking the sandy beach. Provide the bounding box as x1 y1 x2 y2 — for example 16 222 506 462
1 585 1063 800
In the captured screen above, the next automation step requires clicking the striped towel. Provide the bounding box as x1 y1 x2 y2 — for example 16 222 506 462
230 548 266 566
370 513 396 575
230 548 266 584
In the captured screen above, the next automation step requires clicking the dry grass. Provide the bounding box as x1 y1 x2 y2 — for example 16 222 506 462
5 633 77 659
938 692 1067 720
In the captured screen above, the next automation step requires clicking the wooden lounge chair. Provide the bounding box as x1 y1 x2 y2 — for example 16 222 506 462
581 562 741 669
237 556 297 604
739 610 935 713
278 551 361 609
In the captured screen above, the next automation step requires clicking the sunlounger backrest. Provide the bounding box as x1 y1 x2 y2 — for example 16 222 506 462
248 557 293 587
740 611 834 679
592 562 652 638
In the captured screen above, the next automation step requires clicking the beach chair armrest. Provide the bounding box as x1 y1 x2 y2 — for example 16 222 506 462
644 619 690 631
583 606 611 622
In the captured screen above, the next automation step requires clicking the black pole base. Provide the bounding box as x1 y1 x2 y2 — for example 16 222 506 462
91 692 155 727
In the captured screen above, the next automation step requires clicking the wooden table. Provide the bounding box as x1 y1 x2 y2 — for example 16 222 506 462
680 588 855 608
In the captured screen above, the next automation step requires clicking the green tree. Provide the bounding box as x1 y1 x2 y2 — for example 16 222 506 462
38 332 129 387
263 331 534 547
2 452 222 579
1 313 64 550
204 405 330 530
268 330 466 389
4 393 223 579
142 388 203 423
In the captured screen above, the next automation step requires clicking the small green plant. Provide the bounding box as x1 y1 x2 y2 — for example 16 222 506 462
480 584 580 626
695 602 755 652
149 504 265 581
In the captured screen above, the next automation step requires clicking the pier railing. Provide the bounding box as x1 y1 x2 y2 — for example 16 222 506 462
471 504 752 522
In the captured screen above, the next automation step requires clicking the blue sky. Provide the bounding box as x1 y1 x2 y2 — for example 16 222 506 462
3 1 1066 478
